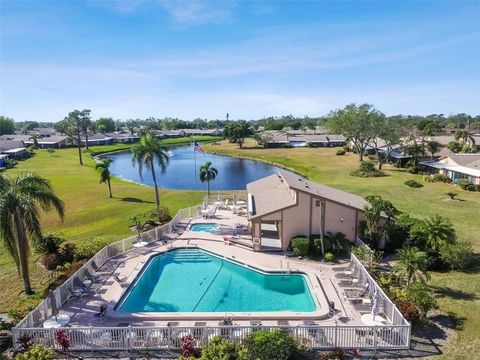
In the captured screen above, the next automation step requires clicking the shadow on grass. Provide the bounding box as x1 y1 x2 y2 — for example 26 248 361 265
120 197 155 204
431 284 479 302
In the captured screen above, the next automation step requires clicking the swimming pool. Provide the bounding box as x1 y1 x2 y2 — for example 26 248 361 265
189 223 220 232
116 249 317 313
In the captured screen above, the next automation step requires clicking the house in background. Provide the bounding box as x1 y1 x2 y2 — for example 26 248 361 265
0 154 9 168
265 132 346 148
420 153 480 185
80 133 113 146
0 140 28 159
0 134 68 148
106 132 140 143
246 171 373 251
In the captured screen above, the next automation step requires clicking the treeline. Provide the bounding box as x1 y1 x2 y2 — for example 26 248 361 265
2 111 480 136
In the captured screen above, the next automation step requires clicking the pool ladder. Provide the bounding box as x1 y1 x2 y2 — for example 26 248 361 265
280 260 291 276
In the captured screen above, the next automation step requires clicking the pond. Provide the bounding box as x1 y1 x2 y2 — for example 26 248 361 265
104 144 287 190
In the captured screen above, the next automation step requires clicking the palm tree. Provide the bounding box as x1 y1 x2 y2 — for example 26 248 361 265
425 141 440 160
422 215 456 251
131 134 169 208
29 134 39 149
0 173 64 295
96 159 113 198
199 161 218 196
393 247 430 286
454 129 475 146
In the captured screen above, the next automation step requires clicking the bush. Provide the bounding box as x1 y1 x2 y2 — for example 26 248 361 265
335 149 345 156
440 240 474 270
404 180 423 188
319 347 345 360
457 178 470 190
290 236 310 256
312 232 350 255
476 184 480 192
396 300 421 323
445 191 458 200
8 293 43 323
35 233 64 254
432 173 448 182
4 158 17 169
149 206 172 224
242 329 297 360
408 283 438 319
41 253 64 270
342 145 350 152
15 343 55 360
324 252 335 262
200 336 238 360
73 237 109 260
350 161 385 178
447 141 462 153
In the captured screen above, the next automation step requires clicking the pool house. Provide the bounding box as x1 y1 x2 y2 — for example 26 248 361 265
12 175 410 353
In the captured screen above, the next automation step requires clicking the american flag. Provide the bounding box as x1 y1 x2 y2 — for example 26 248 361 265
194 141 205 154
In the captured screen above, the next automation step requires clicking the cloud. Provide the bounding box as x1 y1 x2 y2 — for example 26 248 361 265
159 0 237 26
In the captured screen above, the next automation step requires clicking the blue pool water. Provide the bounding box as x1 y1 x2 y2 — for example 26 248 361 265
117 249 317 313
190 223 220 232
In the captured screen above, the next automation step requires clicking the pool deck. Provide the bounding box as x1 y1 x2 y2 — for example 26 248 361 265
58 210 382 329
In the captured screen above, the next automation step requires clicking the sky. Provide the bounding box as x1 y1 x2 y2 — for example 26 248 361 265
0 0 479 122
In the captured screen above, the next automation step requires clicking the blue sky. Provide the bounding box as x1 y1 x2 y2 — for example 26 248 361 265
1 0 479 122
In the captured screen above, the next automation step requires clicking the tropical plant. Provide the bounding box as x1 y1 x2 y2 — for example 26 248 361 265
242 329 299 360
29 134 39 149
0 173 64 294
408 283 438 319
439 240 474 270
417 215 456 251
404 179 423 188
47 148 55 156
291 236 310 256
200 336 238 360
15 343 55 360
425 141 440 159
403 142 425 166
445 191 458 200
131 134 169 208
446 141 462 153
199 161 218 196
393 247 430 286
95 158 113 198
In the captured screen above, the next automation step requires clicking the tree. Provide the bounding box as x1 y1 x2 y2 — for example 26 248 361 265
425 141 440 160
96 159 113 198
376 118 406 169
454 129 476 147
79 110 92 150
363 195 397 248
131 134 169 208
393 247 430 286
58 109 91 165
223 120 252 148
125 119 138 135
0 116 16 135
199 161 218 196
412 215 456 252
29 134 40 149
96 117 115 133
0 173 64 294
403 140 425 166
327 103 384 161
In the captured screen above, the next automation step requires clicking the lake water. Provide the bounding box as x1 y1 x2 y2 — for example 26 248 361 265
105 144 286 190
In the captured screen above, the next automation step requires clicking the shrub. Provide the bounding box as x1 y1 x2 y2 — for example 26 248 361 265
59 242 76 263
180 334 199 358
15 343 54 360
404 180 423 188
242 329 297 360
408 283 438 319
149 205 172 224
312 236 333 254
291 236 310 256
350 161 384 178
324 252 335 262
200 336 237 360
342 145 350 152
432 173 448 182
5 158 17 169
74 237 109 260
16 334 34 352
335 149 345 156
55 329 70 351
447 141 462 153
319 347 345 360
440 240 474 270
476 184 480 192
41 253 64 270
396 300 421 322
35 233 64 254
445 191 458 200
457 179 470 190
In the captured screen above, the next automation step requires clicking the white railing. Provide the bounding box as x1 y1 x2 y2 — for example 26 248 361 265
13 324 410 351
14 204 203 330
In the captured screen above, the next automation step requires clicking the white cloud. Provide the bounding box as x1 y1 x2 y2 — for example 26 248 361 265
159 0 237 26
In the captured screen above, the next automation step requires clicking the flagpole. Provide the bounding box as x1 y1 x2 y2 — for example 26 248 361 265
193 141 197 190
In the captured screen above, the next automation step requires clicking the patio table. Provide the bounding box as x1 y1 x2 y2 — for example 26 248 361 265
43 319 62 329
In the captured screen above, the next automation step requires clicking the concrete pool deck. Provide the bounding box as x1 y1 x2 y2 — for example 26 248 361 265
56 210 384 329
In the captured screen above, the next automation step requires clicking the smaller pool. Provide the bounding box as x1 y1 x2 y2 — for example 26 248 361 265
190 223 220 232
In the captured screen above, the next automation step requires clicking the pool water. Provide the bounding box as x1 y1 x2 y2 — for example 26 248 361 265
190 223 220 232
117 249 317 313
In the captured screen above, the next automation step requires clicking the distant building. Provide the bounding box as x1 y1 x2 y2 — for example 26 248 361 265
420 153 480 185
80 133 114 146
265 131 345 148
105 132 140 143
0 139 28 159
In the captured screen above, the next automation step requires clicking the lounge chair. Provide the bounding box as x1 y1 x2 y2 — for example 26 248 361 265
114 274 129 288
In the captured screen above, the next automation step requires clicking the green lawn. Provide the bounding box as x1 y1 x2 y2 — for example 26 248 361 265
89 135 222 155
204 139 480 359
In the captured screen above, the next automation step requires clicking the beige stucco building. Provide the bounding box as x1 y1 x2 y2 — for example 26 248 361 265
247 171 371 250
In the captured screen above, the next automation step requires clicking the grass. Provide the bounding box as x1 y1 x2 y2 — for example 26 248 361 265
88 135 222 155
0 148 204 312
204 139 480 359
